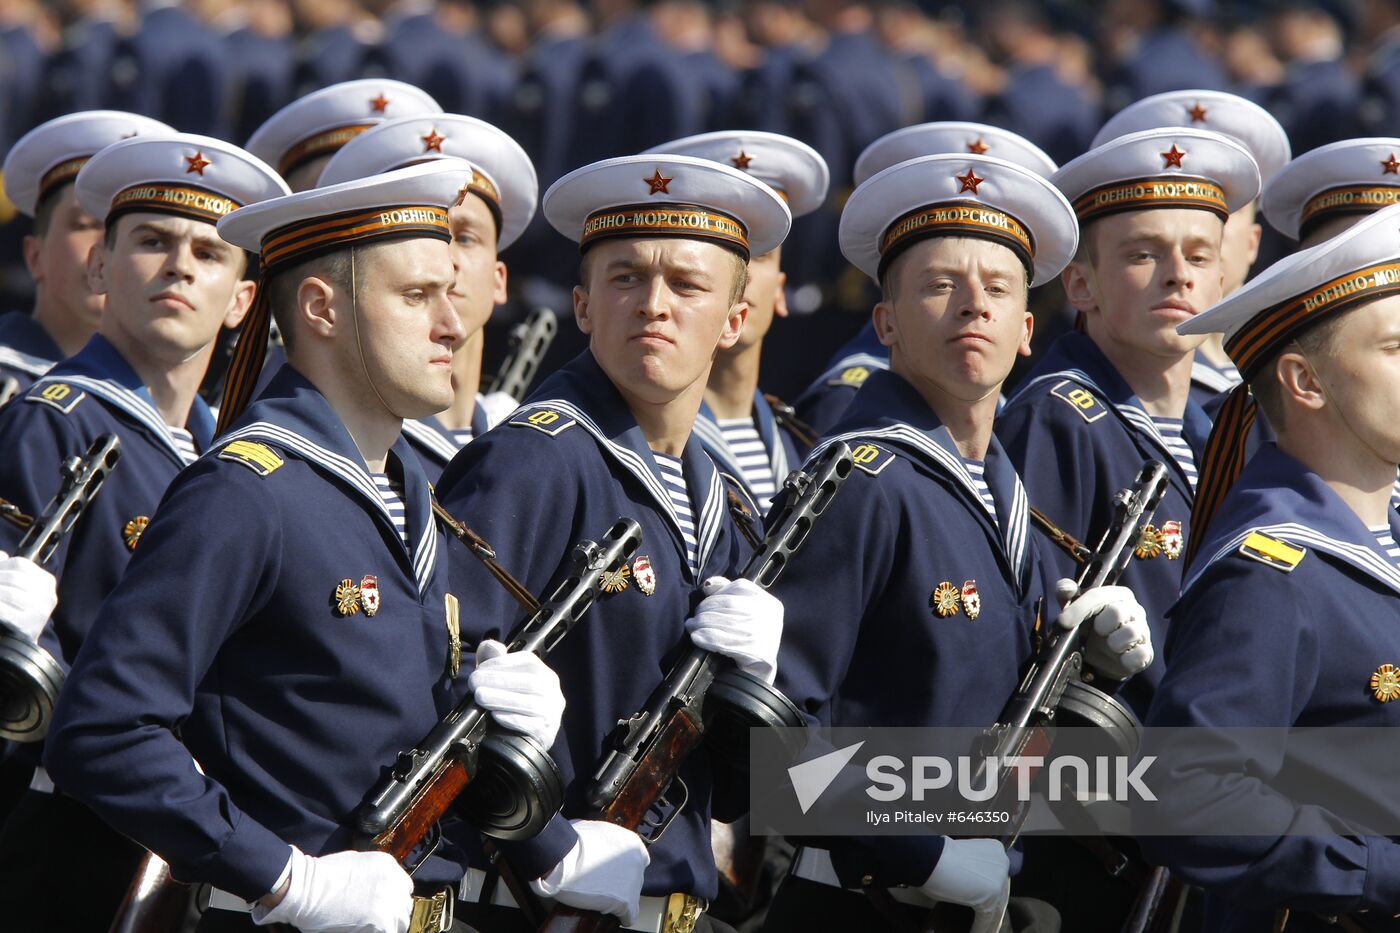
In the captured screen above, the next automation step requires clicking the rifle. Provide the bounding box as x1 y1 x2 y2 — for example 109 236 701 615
978 458 1170 846
488 308 557 400
0 377 19 408
106 851 189 933
0 433 122 742
541 442 856 933
354 517 643 861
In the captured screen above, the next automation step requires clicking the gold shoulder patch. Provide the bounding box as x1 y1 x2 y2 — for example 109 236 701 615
509 408 577 436
26 382 86 415
1238 531 1305 572
1049 380 1106 423
219 440 284 476
849 442 896 476
828 365 871 388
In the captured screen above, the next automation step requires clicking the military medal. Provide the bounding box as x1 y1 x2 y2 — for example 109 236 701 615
334 579 362 616
445 594 461 678
930 582 961 618
1160 521 1183 560
599 563 631 594
960 581 981 620
633 555 657 596
1134 523 1164 560
123 515 150 551
1371 664 1400 702
360 576 380 617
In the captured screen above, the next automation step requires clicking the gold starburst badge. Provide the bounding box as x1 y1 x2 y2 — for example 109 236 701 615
600 564 631 594
1371 664 1400 702
1134 523 1164 560
930 581 961 617
123 516 150 551
335 579 362 616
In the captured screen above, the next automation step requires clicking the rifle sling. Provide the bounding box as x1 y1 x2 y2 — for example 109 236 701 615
431 499 540 615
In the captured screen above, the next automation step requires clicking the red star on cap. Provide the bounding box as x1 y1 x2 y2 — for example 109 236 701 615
1383 153 1400 175
369 92 391 113
184 151 211 175
967 137 990 154
730 150 754 170
1161 144 1186 168
957 168 984 194
421 128 446 153
645 169 673 194
1186 101 1208 123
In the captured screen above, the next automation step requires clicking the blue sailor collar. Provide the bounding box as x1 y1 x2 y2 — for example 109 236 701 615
520 350 729 580
34 334 214 462
1184 443 1400 597
401 394 494 464
694 391 791 499
217 365 439 595
1190 350 1241 395
1011 331 1212 494
0 312 62 378
817 369 1032 590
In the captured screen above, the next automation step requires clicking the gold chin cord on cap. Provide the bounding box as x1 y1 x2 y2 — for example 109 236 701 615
347 246 408 422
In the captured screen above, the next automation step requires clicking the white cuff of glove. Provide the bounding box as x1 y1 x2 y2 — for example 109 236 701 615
921 837 1010 914
684 576 783 684
1054 580 1154 678
252 846 412 933
468 639 565 749
530 819 650 925
0 551 57 643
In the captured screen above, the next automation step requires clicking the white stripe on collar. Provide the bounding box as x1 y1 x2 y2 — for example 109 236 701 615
524 399 724 576
33 372 187 464
1017 367 1195 496
1190 359 1240 394
1185 521 1400 597
0 345 53 378
820 352 891 382
217 421 437 595
812 423 1029 583
401 418 460 462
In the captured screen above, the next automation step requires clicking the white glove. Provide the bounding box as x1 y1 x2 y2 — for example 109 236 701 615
530 819 650 925
684 576 783 684
468 639 565 750
0 551 57 643
1055 580 1154 679
921 837 1010 931
252 847 411 933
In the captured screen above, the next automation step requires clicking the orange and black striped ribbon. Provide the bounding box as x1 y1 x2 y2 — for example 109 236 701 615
581 204 749 256
215 204 451 436
1183 383 1256 567
37 157 90 206
879 201 1034 277
1072 176 1228 224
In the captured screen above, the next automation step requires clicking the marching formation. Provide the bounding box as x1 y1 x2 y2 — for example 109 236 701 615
1 38 1400 933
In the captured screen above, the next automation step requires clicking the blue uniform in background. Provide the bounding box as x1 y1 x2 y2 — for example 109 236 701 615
791 321 890 448
44 366 471 899
401 392 513 482
435 350 757 898
0 312 61 395
997 331 1208 716
1142 443 1400 932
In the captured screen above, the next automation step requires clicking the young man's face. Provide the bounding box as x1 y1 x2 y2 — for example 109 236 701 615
574 237 746 406
727 245 786 353
1066 208 1225 362
447 192 507 340
23 185 106 330
337 238 463 419
1220 200 1262 296
875 236 1031 404
1297 294 1400 466
90 212 254 365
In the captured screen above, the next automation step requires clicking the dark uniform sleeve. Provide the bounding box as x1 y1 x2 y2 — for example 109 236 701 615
43 460 294 900
1140 559 1400 913
0 399 89 577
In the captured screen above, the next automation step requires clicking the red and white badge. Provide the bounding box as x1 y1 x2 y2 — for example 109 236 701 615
360 575 380 616
1160 520 1183 560
633 555 657 596
960 580 981 620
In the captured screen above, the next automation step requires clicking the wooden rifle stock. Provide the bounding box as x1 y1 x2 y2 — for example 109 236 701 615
106 852 189 933
368 756 473 863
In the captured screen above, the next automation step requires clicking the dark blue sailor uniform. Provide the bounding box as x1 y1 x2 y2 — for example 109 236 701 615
0 310 61 395
693 392 799 516
44 365 471 902
0 333 214 927
997 331 1209 716
770 369 1052 887
435 350 757 900
1141 443 1400 933
790 321 889 450
401 393 499 481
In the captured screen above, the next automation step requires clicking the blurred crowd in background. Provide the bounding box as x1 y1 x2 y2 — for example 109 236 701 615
1 0 1397 395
